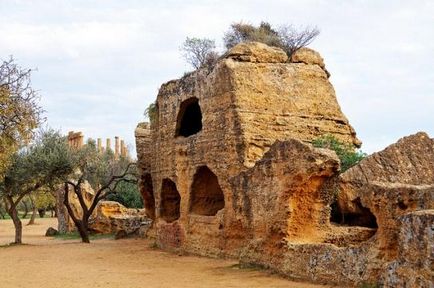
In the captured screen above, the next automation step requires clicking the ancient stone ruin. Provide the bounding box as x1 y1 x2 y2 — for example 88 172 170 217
135 42 433 287
67 131 129 158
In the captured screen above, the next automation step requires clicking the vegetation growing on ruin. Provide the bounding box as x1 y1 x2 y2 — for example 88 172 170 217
181 21 320 70
312 134 366 172
224 21 319 57
144 101 158 125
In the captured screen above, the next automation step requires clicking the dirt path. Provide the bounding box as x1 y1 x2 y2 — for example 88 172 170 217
0 218 331 288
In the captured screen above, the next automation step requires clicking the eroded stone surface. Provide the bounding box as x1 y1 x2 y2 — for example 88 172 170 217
134 42 431 287
290 47 325 69
89 201 151 236
224 41 288 63
382 210 434 288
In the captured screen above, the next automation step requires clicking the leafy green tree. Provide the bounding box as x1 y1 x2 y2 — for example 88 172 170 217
312 134 366 172
0 57 43 181
63 141 137 243
0 130 74 244
106 181 143 209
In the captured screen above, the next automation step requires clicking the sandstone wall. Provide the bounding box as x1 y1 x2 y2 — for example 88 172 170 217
134 42 432 287
225 44 360 166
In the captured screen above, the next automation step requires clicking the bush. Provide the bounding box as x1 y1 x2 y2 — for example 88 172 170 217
223 22 281 50
144 101 158 125
106 181 143 209
223 21 319 57
312 134 366 172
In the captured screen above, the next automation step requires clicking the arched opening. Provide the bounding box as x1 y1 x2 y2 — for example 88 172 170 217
332 198 378 228
175 98 202 137
140 173 155 220
160 179 181 222
190 166 225 216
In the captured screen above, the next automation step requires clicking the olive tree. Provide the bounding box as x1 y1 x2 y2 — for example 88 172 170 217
0 130 73 244
63 141 137 243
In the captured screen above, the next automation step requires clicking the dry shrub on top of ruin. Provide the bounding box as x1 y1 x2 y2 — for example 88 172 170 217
180 21 319 71
223 21 320 57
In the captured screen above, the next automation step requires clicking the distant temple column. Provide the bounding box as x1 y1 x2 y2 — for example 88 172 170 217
120 140 126 157
67 131 84 149
115 136 120 159
97 138 102 153
106 138 111 151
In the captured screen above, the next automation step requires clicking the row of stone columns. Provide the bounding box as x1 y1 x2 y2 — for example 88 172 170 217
68 131 128 158
67 131 84 149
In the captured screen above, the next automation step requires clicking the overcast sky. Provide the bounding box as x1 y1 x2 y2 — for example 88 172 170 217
1 0 433 155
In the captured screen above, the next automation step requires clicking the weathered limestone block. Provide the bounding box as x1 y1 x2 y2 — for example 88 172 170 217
382 210 434 288
224 45 361 166
290 47 325 69
89 201 151 235
338 132 434 257
225 41 288 63
340 132 434 193
229 139 340 267
230 140 339 244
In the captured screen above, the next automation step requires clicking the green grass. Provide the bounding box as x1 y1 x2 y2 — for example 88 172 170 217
53 231 114 241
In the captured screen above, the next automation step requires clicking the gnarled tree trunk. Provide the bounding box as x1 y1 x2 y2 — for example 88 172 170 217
56 187 69 233
6 196 23 244
27 196 37 225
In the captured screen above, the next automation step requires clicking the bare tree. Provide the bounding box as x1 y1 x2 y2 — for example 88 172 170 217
180 37 218 69
278 25 320 57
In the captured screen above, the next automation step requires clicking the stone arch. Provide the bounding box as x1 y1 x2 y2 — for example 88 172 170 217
189 166 225 216
175 97 202 137
160 179 181 223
